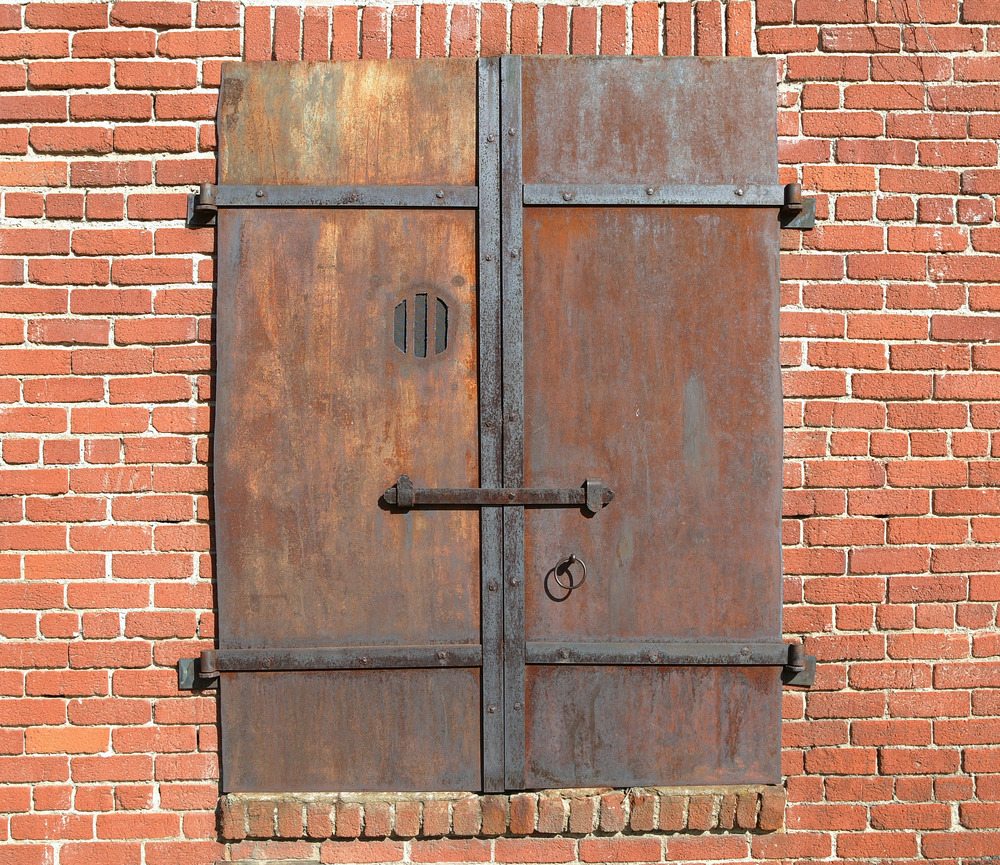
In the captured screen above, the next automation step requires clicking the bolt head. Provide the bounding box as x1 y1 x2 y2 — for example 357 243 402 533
514 702 522 710
646 187 654 195
262 657 272 668
735 188 745 196
508 127 516 135
487 133 496 142
488 581 499 592
563 192 573 201
435 190 444 199
488 705 496 714
436 651 447 660
485 254 493 261
256 189 264 198
559 649 570 659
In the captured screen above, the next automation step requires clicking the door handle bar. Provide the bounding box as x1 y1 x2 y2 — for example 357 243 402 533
383 475 615 514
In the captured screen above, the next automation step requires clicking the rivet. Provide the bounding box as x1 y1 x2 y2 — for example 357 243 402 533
559 649 570 660
511 248 520 258
563 192 573 201
256 189 264 198
648 653 660 663
437 650 447 660
511 578 521 587
508 127 516 135
487 133 496 142
359 656 369 665
646 187 654 195
488 581 499 592
735 188 745 197
261 657 272 668
740 646 750 656
485 254 493 261
436 190 444 199
514 702 522 710
507 491 516 501
488 705 497 714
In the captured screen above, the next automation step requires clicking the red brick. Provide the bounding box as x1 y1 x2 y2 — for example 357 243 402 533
110 2 191 28
273 6 301 60
70 161 151 187
579 837 662 862
758 25 818 53
411 839 489 863
73 30 155 59
360 6 387 58
512 4 539 55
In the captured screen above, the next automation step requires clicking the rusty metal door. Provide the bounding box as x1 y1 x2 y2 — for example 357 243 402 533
508 57 784 788
213 61 490 792
208 56 787 794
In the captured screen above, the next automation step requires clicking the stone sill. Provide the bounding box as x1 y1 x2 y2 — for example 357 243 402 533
220 785 786 841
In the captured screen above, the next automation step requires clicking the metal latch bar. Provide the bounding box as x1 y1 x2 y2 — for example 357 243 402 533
383 475 614 514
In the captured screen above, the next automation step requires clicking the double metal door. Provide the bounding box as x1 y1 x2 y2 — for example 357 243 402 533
211 56 784 793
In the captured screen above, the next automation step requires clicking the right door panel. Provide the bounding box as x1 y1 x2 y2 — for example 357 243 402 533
519 57 783 787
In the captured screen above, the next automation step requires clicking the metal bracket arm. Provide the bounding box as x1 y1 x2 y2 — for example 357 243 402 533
782 643 817 687
383 475 614 514
779 182 816 230
177 656 219 691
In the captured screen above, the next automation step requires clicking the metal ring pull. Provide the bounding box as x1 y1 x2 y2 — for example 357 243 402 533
553 554 587 591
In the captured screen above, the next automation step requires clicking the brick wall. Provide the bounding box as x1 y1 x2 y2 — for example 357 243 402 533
1 1 999 863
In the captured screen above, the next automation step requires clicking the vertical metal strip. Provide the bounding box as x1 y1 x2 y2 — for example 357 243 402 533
477 57 505 794
500 54 526 791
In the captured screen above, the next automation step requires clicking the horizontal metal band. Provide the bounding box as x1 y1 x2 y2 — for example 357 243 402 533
210 184 479 208
523 184 786 207
202 644 483 673
525 641 791 666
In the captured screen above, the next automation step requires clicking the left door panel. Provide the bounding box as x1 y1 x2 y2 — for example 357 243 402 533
214 62 482 792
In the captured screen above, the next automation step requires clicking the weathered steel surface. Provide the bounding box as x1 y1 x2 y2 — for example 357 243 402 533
524 666 780 788
520 56 777 186
221 669 482 792
478 56 505 794
523 184 785 207
211 184 479 208
218 60 476 186
521 206 781 644
216 209 480 650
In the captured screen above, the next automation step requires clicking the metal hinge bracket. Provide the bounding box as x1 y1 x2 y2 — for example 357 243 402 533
781 643 817 687
779 183 816 230
186 183 217 227
177 655 219 690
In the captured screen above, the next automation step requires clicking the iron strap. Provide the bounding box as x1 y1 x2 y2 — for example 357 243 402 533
478 55 505 793
501 54 527 792
201 645 483 673
526 641 792 666
523 183 786 207
203 183 479 208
